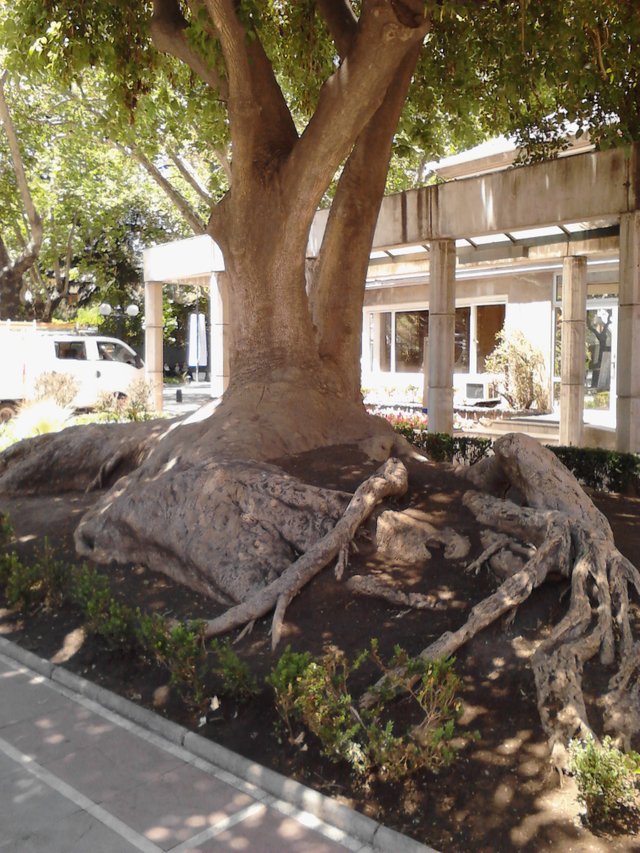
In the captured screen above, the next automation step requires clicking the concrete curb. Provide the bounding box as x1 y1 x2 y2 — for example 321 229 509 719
0 636 436 853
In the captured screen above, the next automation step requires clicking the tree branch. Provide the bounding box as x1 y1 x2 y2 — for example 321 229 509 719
168 151 215 205
282 1 429 209
315 0 358 56
203 0 298 176
0 71 43 286
150 0 229 99
113 140 206 234
309 45 421 396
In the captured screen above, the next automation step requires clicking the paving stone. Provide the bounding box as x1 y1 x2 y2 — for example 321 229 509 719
104 762 257 851
192 802 352 852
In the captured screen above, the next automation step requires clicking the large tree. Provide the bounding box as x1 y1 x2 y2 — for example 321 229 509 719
1 1 640 761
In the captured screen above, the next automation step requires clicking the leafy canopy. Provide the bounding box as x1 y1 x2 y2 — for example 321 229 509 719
4 1 639 195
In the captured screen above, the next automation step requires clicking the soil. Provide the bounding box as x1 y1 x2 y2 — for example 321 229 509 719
1 445 639 853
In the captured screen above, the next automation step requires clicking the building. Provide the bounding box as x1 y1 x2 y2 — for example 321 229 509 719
143 142 640 453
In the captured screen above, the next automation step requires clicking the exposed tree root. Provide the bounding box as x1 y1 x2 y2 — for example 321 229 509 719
363 434 640 767
375 508 470 562
0 419 170 494
199 457 408 646
345 574 447 610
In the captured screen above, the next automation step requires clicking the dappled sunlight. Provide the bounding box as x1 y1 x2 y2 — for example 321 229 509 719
50 627 86 664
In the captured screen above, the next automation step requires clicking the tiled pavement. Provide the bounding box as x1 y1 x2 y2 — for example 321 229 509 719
0 650 433 853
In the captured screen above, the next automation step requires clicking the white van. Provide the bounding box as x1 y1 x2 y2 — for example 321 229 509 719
0 325 144 417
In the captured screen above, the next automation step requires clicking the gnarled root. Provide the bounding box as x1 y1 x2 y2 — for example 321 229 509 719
201 457 409 645
344 574 447 610
364 433 640 764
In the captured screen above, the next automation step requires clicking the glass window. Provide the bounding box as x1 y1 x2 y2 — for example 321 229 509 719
54 341 86 360
379 312 392 372
476 304 505 372
395 311 429 372
98 341 140 366
454 307 470 374
585 307 613 401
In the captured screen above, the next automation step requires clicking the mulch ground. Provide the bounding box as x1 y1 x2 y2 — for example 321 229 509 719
1 446 639 853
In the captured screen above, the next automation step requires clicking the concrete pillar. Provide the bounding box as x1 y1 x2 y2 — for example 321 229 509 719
144 280 164 412
209 272 230 397
617 212 640 452
427 240 456 434
559 256 587 446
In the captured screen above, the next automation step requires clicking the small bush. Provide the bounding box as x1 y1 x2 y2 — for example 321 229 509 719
569 735 640 823
484 329 549 411
210 638 258 701
32 371 79 407
1 542 72 612
138 615 211 709
95 377 154 422
269 642 467 781
267 645 313 740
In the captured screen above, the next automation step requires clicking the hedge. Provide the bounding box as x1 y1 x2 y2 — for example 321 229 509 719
393 425 640 495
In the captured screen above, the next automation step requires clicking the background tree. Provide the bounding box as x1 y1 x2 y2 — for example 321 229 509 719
0 70 42 317
0 71 192 321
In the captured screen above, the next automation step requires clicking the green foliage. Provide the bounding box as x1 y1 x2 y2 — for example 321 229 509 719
266 645 313 739
484 330 549 411
394 422 640 494
209 638 258 701
2 542 72 612
270 642 467 781
549 446 640 495
66 563 137 652
390 424 493 466
294 647 368 773
95 377 154 422
162 621 210 709
569 736 640 823
32 372 79 407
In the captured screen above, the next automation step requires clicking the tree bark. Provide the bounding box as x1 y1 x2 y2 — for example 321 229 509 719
0 72 43 318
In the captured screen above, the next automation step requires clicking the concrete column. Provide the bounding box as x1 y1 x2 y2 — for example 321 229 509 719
559 256 587 446
617 212 640 452
209 272 230 397
427 240 456 434
144 280 164 412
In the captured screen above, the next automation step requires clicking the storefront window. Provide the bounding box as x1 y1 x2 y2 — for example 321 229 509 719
395 311 429 372
454 307 470 373
379 312 392 372
476 304 505 372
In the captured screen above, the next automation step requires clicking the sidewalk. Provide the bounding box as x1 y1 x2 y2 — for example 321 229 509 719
162 382 218 418
0 643 433 853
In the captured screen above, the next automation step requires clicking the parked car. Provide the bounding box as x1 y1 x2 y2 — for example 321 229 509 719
0 325 144 419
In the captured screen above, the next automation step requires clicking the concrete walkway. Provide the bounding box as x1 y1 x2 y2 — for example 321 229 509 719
0 643 433 853
162 382 218 418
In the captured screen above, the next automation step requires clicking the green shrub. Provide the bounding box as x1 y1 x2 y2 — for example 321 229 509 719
32 371 79 407
391 427 492 466
138 615 211 709
210 638 258 700
0 542 72 613
95 377 154 422
569 735 640 823
484 329 549 411
549 446 640 494
68 563 139 651
269 642 467 781
267 646 313 739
